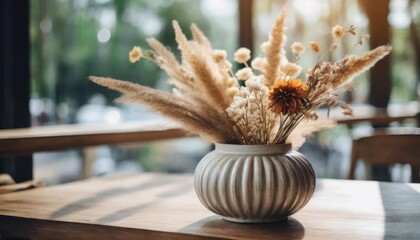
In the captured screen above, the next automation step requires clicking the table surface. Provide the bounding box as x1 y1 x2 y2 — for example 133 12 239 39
0 120 188 156
0 173 419 240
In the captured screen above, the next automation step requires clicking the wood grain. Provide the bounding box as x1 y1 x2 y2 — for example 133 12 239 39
0 173 419 239
0 120 188 156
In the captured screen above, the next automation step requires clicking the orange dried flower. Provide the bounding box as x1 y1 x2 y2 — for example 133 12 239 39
269 79 308 116
310 41 321 53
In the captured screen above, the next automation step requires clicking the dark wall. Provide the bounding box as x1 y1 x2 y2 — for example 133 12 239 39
0 0 33 182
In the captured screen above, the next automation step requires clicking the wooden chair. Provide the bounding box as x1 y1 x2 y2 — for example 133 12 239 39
348 128 420 183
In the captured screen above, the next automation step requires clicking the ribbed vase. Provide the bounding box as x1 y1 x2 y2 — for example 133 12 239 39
194 143 316 223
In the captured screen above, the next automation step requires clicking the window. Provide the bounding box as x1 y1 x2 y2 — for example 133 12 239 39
29 0 239 184
30 0 238 126
2 0 418 183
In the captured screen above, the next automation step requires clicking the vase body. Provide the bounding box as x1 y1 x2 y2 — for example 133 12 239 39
194 143 316 223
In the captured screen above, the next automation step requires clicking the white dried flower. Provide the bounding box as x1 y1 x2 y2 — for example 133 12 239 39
226 84 279 144
281 63 302 78
251 57 265 71
332 25 345 39
235 67 253 81
291 42 305 57
234 47 251 63
245 78 265 93
213 49 227 63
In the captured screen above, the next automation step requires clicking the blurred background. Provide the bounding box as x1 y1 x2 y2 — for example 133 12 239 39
22 0 420 184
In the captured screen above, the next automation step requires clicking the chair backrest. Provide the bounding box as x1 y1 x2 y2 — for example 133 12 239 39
348 128 420 183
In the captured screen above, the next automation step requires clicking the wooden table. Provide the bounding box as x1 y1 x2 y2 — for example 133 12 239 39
0 120 187 156
317 101 419 126
0 173 419 240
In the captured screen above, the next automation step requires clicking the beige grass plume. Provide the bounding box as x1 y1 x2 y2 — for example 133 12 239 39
146 38 195 93
286 119 336 150
190 23 212 50
262 8 286 86
89 76 237 143
330 45 392 89
172 20 232 109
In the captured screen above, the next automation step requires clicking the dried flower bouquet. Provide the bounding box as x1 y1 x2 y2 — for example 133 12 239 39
90 9 391 148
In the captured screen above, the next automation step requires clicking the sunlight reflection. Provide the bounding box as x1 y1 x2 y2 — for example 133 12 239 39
97 28 111 43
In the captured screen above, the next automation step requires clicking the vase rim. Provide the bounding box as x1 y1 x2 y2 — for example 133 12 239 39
214 143 292 154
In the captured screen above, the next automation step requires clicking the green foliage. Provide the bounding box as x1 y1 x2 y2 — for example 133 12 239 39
30 0 213 120
391 28 418 101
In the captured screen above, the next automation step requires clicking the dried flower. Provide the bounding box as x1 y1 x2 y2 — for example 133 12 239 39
129 46 142 63
213 50 227 63
357 34 370 46
310 41 321 53
281 63 302 78
291 42 305 57
251 57 265 71
245 79 266 93
332 25 345 39
235 67 253 81
91 6 391 147
341 103 354 116
330 43 339 51
347 25 357 36
269 79 308 116
234 47 251 63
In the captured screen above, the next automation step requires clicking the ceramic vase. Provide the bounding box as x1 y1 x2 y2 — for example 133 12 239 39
194 143 316 223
